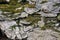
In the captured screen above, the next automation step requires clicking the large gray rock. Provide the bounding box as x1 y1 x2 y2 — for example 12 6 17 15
52 7 60 14
27 28 60 40
20 12 28 18
41 2 55 12
20 20 31 25
48 0 60 3
0 21 16 31
35 3 42 10
39 12 57 17
24 7 37 14
24 26 33 32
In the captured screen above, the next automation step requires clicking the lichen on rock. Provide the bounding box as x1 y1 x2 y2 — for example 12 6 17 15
0 0 60 40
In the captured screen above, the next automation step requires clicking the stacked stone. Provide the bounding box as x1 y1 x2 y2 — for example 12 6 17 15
0 0 40 39
0 0 60 40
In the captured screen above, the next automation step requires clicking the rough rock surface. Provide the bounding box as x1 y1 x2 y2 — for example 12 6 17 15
27 28 60 40
0 0 60 40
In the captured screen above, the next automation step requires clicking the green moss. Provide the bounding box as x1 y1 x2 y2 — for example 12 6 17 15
53 29 60 33
0 0 6 2
40 24 50 30
57 15 60 20
40 1 48 4
9 0 18 5
0 0 35 13
41 26 46 30
25 4 35 8
24 13 41 25
0 0 23 13
53 3 60 7
10 25 16 30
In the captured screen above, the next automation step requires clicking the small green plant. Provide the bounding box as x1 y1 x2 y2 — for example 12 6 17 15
41 26 46 30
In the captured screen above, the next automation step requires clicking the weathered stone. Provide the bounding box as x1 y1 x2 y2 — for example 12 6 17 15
20 20 31 25
41 2 54 12
24 26 33 32
0 21 16 31
48 0 60 3
6 0 10 2
24 7 36 14
0 0 60 40
20 12 28 18
27 28 60 40
5 28 16 39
